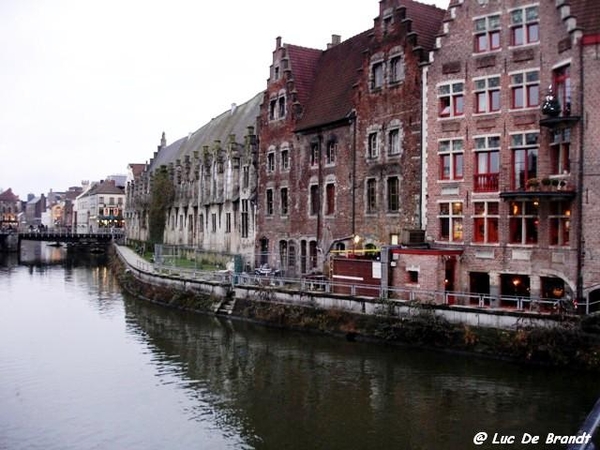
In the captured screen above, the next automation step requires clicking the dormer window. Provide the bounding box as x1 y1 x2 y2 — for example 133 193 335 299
274 66 280 80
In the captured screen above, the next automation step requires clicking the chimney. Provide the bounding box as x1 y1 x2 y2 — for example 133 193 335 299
276 36 282 49
328 34 341 49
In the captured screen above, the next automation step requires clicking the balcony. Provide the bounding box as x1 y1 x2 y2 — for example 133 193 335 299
473 173 499 193
539 87 581 129
500 177 577 201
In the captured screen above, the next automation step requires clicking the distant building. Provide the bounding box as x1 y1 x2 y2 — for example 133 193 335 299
74 180 125 232
0 188 21 229
24 194 46 227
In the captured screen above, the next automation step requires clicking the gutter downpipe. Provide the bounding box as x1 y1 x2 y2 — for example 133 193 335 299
577 40 586 313
351 110 357 237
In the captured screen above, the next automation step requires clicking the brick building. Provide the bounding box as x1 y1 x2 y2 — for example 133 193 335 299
417 0 600 311
257 0 445 277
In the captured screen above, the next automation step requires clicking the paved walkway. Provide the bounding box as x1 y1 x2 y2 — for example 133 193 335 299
114 244 154 273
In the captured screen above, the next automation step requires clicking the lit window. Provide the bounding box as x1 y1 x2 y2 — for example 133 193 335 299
509 201 538 244
510 6 539 46
438 82 464 117
474 14 501 53
474 76 501 113
439 139 464 180
473 201 499 244
511 70 539 109
439 202 463 242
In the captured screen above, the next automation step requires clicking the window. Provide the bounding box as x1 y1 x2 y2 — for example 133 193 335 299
474 14 501 53
241 200 249 238
242 166 250 188
509 201 538 244
281 149 290 171
280 187 288 216
438 82 464 117
510 6 539 46
551 128 571 175
371 61 384 89
549 201 571 246
310 142 319 166
368 132 379 158
326 141 337 165
388 129 401 156
553 65 572 115
511 70 539 109
511 132 538 190
473 201 499 244
109 197 115 205
310 185 319 216
474 76 501 113
267 152 275 172
474 136 500 192
366 178 377 214
211 213 217 233
278 96 286 118
387 176 400 212
269 99 276 120
326 183 335 215
439 202 463 242
390 55 404 83
198 213 204 233
225 213 231 233
407 270 419 284
99 196 105 204
266 189 274 215
439 139 464 180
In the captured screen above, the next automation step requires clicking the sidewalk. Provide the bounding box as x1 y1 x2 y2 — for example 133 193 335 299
114 244 154 274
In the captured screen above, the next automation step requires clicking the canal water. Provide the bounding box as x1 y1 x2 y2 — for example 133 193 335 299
1 244 599 450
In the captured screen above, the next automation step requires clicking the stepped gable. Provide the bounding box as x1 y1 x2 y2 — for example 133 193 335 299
284 44 322 108
570 0 600 36
296 30 372 132
395 0 446 52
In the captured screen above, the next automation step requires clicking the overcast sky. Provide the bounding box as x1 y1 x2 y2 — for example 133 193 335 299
0 0 448 199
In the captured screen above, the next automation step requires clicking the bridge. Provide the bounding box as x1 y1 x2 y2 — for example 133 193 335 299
0 231 124 252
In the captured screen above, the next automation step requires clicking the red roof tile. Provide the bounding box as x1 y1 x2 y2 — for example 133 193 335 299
396 0 446 51
296 30 373 131
0 188 19 202
285 45 322 108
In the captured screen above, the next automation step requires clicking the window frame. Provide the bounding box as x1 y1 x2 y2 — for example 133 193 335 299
508 200 538 245
438 138 464 181
510 5 539 47
438 82 464 118
472 201 499 244
438 201 464 242
474 75 501 114
510 131 539 190
387 176 400 213
473 135 500 192
510 69 539 109
473 14 501 53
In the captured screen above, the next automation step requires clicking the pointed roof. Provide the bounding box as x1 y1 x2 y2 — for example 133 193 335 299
0 188 19 202
285 44 322 107
296 30 372 132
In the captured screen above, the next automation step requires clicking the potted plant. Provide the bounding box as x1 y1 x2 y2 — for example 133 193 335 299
526 178 540 190
541 178 552 190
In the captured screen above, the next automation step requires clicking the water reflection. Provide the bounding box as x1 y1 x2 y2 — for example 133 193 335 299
124 298 600 450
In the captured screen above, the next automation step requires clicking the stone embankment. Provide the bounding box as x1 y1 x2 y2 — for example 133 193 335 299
112 244 600 371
